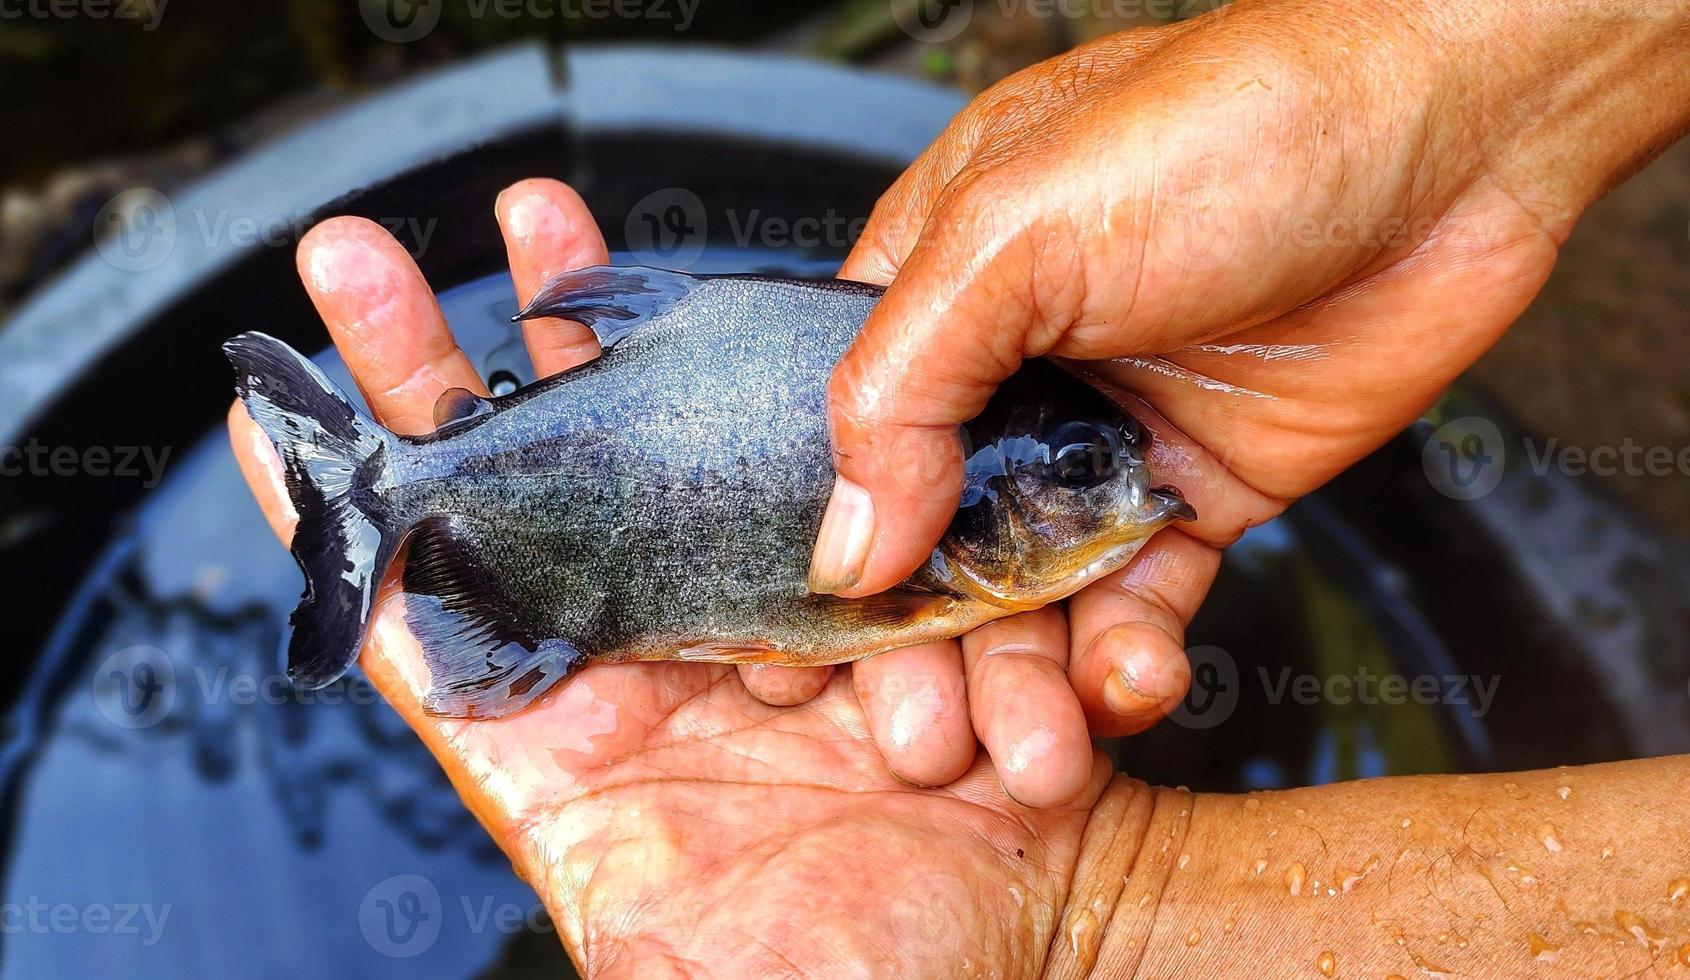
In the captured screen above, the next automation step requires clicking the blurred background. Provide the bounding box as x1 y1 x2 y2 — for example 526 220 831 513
2 1 1687 976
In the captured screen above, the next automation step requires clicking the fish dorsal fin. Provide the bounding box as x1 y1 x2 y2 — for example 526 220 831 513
402 516 587 718
510 266 696 349
432 386 494 433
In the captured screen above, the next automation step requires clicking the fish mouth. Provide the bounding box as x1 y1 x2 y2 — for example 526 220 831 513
944 497 1196 612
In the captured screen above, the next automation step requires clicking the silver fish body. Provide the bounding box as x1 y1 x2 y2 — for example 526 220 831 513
226 268 1193 718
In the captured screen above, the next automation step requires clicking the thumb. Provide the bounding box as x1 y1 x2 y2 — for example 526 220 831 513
811 188 1054 598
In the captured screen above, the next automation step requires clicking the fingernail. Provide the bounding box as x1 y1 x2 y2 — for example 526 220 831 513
808 475 875 594
1102 669 1154 716
1100 653 1186 715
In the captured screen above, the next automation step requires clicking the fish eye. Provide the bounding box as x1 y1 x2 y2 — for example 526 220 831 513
1044 421 1118 489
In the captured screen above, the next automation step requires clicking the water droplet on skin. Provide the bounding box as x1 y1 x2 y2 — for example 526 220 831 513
1186 927 1201 947
1008 885 1025 908
1138 893 1151 909
1528 932 1562 961
1067 910 1097 958
1437 933 1449 944
1601 846 1613 860
1178 853 1191 870
1538 823 1562 853
1243 797 1261 811
1401 818 1412 829
1286 862 1306 896
1340 854 1381 893
1316 950 1336 975
1503 781 1520 795
1223 915 1237 934
1614 910 1666 949
1556 785 1571 800
1667 877 1690 904
1410 951 1454 977
1253 858 1268 876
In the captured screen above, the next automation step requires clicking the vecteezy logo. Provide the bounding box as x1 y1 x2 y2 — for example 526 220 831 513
91 645 176 730
93 188 176 273
1152 183 1241 274
1166 645 1239 730
889 872 970 949
360 0 443 42
1423 415 1505 501
360 874 442 958
890 0 973 42
625 187 707 268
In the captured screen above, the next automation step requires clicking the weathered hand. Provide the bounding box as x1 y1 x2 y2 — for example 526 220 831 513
226 181 1111 975
810 0 1690 789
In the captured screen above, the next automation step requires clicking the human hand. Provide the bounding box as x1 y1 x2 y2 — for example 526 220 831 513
226 180 1128 974
223 172 1690 976
813 0 1690 769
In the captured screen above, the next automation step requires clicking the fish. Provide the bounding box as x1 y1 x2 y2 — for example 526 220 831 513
225 266 1195 718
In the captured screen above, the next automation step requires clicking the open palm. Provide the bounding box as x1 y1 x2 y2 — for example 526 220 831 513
227 183 1102 976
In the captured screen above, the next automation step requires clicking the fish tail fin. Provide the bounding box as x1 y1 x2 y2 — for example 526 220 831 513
224 331 403 689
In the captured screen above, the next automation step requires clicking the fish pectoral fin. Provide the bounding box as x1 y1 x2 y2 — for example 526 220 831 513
402 516 586 719
510 266 697 349
432 386 494 434
821 588 958 631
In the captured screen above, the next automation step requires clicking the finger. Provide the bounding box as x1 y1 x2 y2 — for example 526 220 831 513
814 177 1051 599
296 217 487 433
228 401 297 543
1068 530 1221 736
851 640 975 787
960 607 1092 807
736 664 834 707
495 179 612 377
837 128 979 287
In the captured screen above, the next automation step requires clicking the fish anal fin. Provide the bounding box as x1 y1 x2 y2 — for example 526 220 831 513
671 642 789 664
401 516 585 718
511 266 697 348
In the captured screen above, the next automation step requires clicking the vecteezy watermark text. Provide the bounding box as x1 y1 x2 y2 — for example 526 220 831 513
94 188 439 273
1258 666 1498 717
623 188 868 267
359 0 697 42
1 441 170 488
92 646 380 730
1167 646 1500 729
892 0 1227 43
360 874 553 958
1 898 171 946
0 0 165 29
1424 415 1690 501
